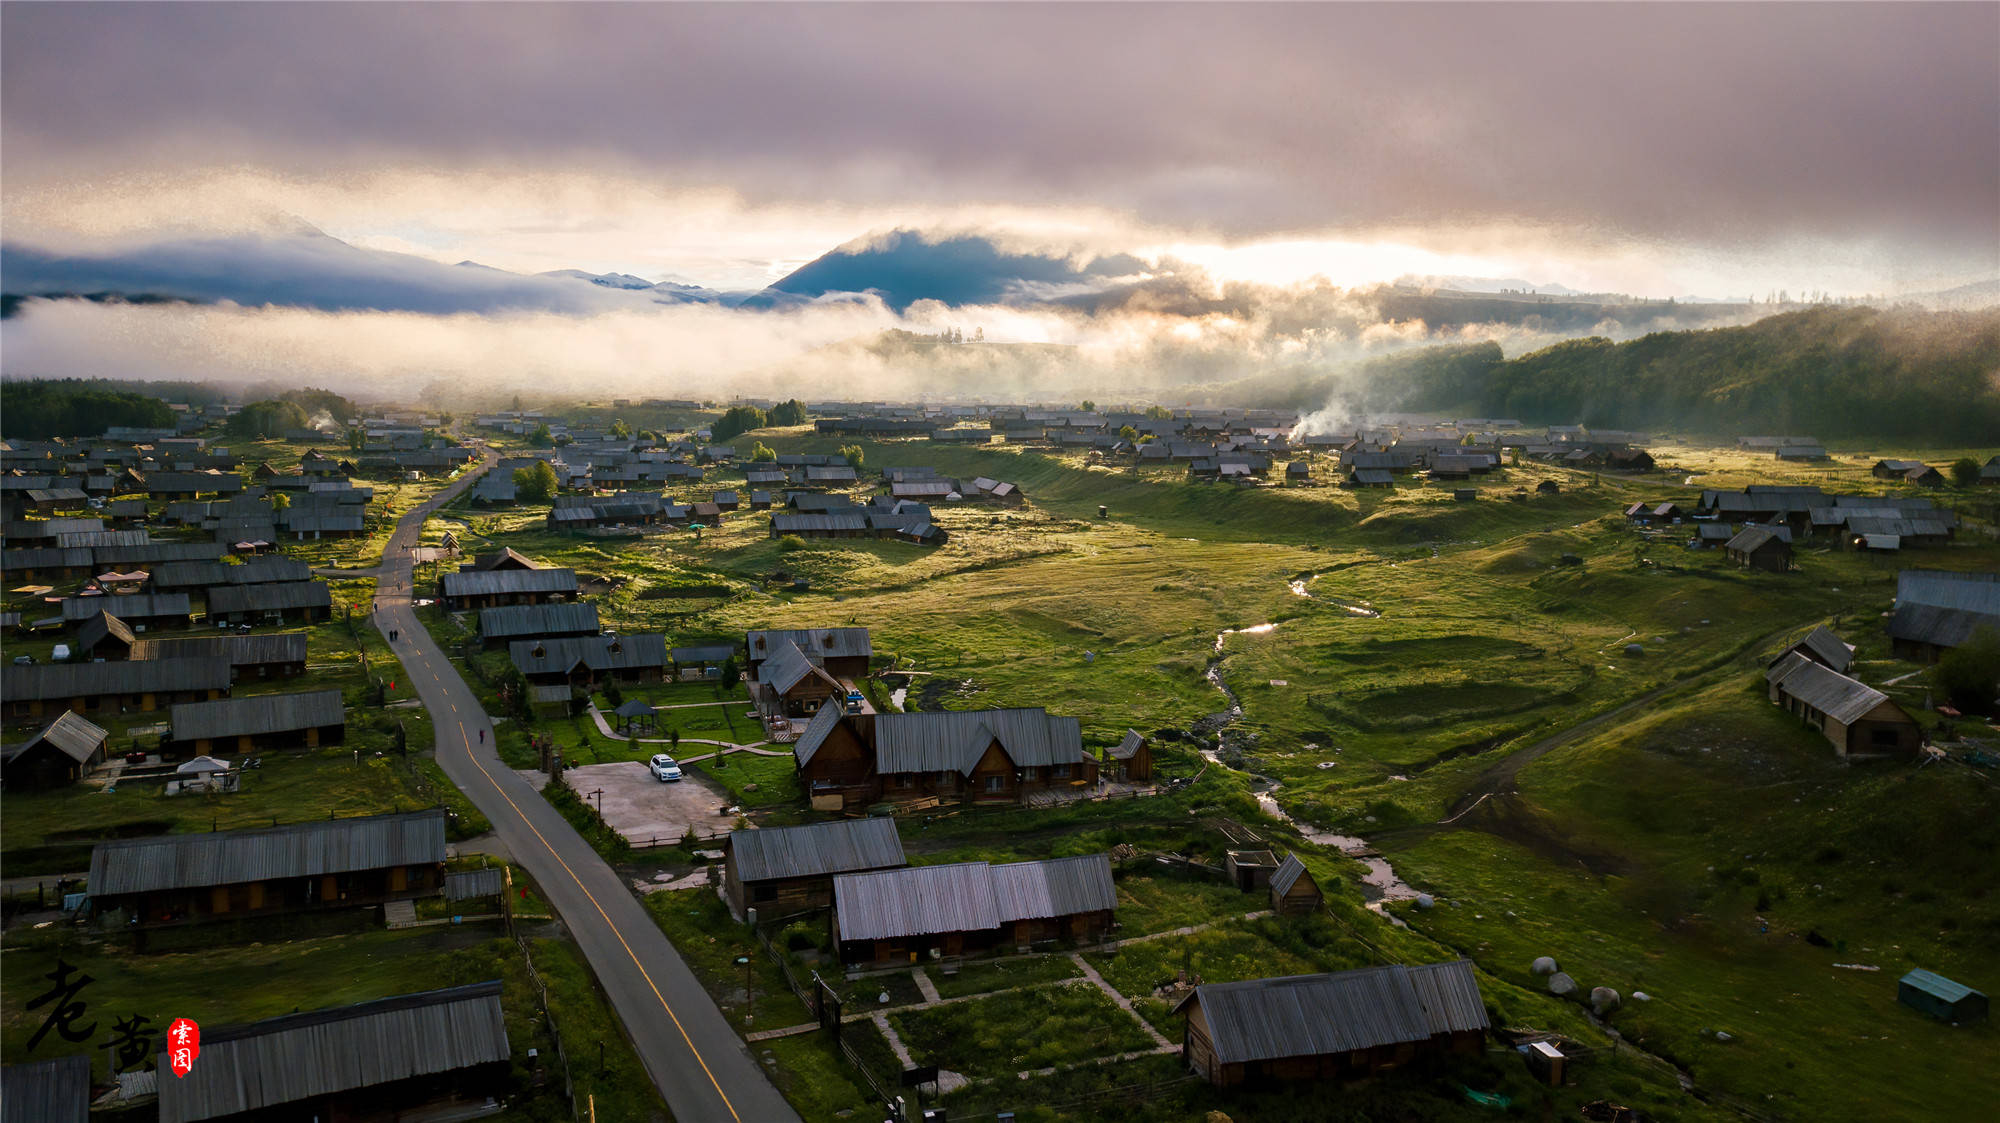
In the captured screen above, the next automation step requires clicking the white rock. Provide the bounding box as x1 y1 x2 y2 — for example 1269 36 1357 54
1531 956 1559 975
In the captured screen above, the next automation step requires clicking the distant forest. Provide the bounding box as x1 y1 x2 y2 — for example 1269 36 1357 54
1 379 178 438
1381 307 2000 442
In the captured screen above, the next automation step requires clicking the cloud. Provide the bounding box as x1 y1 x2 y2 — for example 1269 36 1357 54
4 2 1993 285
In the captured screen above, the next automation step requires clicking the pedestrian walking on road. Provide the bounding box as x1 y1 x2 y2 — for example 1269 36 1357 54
479 729 485 744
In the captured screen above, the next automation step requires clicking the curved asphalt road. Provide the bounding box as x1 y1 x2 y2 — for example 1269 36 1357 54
370 448 800 1123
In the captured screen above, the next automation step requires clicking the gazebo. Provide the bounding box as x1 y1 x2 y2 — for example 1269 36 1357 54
614 698 657 735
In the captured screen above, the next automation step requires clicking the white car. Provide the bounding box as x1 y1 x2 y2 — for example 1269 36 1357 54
649 754 683 782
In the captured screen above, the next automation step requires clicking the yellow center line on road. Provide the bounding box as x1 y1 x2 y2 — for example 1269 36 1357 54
390 595 745 1122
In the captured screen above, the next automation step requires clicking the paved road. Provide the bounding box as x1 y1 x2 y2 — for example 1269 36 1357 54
370 449 800 1123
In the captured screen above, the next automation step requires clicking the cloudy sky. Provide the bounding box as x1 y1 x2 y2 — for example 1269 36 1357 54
2 2 1995 396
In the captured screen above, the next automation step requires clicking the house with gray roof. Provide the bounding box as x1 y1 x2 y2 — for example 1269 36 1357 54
1 711 109 790
1765 653 1921 757
1888 569 2000 662
205 579 333 626
509 633 668 686
831 853 1115 962
3 657 232 721
1175 961 1488 1087
167 688 346 753
792 705 1097 810
439 566 578 610
724 817 908 918
157 981 510 1123
477 602 601 649
89 809 445 930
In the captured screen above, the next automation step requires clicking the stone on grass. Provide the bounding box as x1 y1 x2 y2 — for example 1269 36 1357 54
1547 971 1578 996
1591 986 1621 1014
1531 956 1560 976
1415 894 1435 910
1632 991 1652 1002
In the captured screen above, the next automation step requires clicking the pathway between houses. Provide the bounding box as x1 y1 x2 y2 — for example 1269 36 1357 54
1069 953 1171 1049
583 703 787 758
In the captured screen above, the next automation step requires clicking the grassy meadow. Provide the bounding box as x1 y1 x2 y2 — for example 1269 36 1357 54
441 423 1998 1119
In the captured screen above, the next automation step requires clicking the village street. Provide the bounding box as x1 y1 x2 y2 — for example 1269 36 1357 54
370 447 800 1123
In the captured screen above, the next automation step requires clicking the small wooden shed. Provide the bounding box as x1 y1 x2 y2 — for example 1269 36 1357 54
1270 853 1323 915
1107 728 1152 781
1898 968 1988 1024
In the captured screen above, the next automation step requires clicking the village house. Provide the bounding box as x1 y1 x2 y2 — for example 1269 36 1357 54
1765 654 1922 757
749 635 851 718
1105 728 1153 781
477 602 602 650
3 658 232 722
88 808 446 931
746 627 872 682
60 591 192 630
1768 625 1855 675
156 981 512 1123
1725 526 1792 572
0 1055 89 1123
1897 969 1988 1025
792 705 1098 811
722 817 908 919
1175 961 1489 1088
439 567 579 611
1887 569 2000 662
1270 853 1324 915
167 688 346 753
0 711 109 790
204 579 334 626
830 852 1116 963
129 631 310 680
509 633 669 687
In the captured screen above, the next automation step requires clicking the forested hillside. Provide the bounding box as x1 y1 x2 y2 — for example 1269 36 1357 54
1391 306 2000 442
1 379 177 438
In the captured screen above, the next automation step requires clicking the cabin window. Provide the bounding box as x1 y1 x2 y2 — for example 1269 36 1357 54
753 884 777 903
985 775 1005 793
1871 728 1902 748
1052 764 1071 779
895 773 913 789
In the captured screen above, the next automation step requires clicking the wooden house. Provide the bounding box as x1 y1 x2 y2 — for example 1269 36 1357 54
439 567 577 611
88 809 445 930
1873 459 1927 480
831 853 1115 963
168 688 345 753
3 658 232 722
1768 625 1854 675
1175 961 1488 1088
1270 853 1323 914
1898 969 1988 1024
1765 654 1922 757
156 981 511 1123
205 579 334 626
1106 728 1153 781
72 609 138 660
747 627 871 682
750 636 849 718
509 633 668 687
793 705 1098 811
477 602 601 650
60 592 192 631
1887 569 2000 662
1725 526 1792 572
129 632 309 680
0 1055 89 1123
0 711 109 790
723 817 907 919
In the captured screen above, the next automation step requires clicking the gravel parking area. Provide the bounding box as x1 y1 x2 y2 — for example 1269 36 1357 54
563 760 734 846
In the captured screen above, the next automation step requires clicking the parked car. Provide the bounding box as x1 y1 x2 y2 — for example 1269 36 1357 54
649 754 683 782
11 654 35 666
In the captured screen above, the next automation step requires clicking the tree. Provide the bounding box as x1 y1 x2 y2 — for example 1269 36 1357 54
711 405 768 443
1119 425 1138 442
609 418 632 439
838 444 865 470
750 442 777 462
720 657 741 691
270 491 291 511
767 399 808 427
1080 400 1096 413
1950 458 1981 488
527 422 554 448
1144 405 1173 420
513 460 559 503
1934 628 2000 715
225 399 311 439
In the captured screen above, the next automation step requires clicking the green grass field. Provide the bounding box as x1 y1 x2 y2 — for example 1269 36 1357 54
322 425 2000 1119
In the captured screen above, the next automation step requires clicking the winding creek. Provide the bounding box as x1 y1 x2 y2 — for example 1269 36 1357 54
1198 583 1418 918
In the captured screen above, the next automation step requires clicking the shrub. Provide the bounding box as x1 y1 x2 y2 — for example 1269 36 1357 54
777 534 807 552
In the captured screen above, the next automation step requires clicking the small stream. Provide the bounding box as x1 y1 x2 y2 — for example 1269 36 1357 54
1196 581 1417 920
